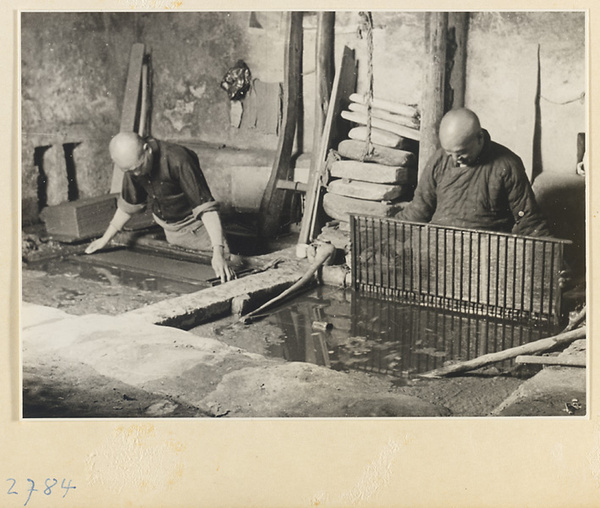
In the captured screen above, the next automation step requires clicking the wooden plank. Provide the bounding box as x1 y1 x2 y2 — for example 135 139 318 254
515 355 586 367
327 179 410 201
337 140 416 167
330 159 416 184
297 45 357 257
255 80 283 135
341 110 421 141
110 43 146 193
258 12 303 237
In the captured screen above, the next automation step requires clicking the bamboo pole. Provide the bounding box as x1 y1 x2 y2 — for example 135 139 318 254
419 326 586 378
240 243 336 324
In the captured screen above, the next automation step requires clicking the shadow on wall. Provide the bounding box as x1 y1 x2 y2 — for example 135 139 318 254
534 173 586 277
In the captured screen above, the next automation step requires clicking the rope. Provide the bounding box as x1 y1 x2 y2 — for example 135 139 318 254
358 12 374 161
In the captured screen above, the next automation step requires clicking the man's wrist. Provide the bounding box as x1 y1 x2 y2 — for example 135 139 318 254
212 244 225 252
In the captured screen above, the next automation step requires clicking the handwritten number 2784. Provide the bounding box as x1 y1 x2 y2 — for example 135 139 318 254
5 478 76 505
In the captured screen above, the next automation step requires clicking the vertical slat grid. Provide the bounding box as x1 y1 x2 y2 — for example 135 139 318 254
350 215 569 323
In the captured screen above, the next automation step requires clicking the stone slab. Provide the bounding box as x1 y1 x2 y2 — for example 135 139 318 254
21 303 449 418
122 262 304 328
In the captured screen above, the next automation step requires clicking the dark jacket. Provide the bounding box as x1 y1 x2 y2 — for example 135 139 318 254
396 130 551 237
118 138 218 222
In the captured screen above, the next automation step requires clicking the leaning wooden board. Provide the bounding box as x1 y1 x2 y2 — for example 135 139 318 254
296 45 357 257
110 43 146 194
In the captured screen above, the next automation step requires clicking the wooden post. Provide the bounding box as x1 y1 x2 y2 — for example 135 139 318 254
311 11 335 170
448 12 469 109
418 12 449 177
258 11 303 238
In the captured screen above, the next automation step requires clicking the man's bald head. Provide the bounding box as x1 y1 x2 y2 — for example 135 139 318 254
438 108 484 166
109 132 147 172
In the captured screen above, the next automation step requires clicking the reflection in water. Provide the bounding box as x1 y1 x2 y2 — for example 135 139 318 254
264 286 560 379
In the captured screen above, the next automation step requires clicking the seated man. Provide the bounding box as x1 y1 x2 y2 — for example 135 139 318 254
396 108 551 237
86 132 235 282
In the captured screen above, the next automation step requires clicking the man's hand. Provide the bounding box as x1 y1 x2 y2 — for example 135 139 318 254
85 236 111 254
211 247 235 283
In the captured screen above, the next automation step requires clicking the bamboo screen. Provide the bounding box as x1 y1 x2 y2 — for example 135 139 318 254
350 215 570 323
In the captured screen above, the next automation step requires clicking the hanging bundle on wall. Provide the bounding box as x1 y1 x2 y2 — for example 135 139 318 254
220 60 252 100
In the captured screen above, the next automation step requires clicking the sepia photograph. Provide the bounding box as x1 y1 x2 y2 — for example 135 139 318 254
6 2 600 507
19 10 587 420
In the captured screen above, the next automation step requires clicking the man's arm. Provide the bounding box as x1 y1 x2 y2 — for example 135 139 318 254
395 152 439 223
85 208 132 254
504 158 551 237
201 210 235 283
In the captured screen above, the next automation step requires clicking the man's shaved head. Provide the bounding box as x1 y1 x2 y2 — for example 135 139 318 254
109 132 146 171
438 108 484 166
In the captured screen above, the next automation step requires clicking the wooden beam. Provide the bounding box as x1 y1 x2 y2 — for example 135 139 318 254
258 11 303 237
418 12 449 177
311 11 335 170
297 45 357 257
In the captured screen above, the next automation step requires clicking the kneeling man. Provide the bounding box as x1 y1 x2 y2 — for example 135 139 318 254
86 132 234 282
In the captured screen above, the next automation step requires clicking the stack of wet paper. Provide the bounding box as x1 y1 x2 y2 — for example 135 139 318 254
322 93 420 223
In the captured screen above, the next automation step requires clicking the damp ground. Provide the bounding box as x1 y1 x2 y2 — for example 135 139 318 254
20 230 586 418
